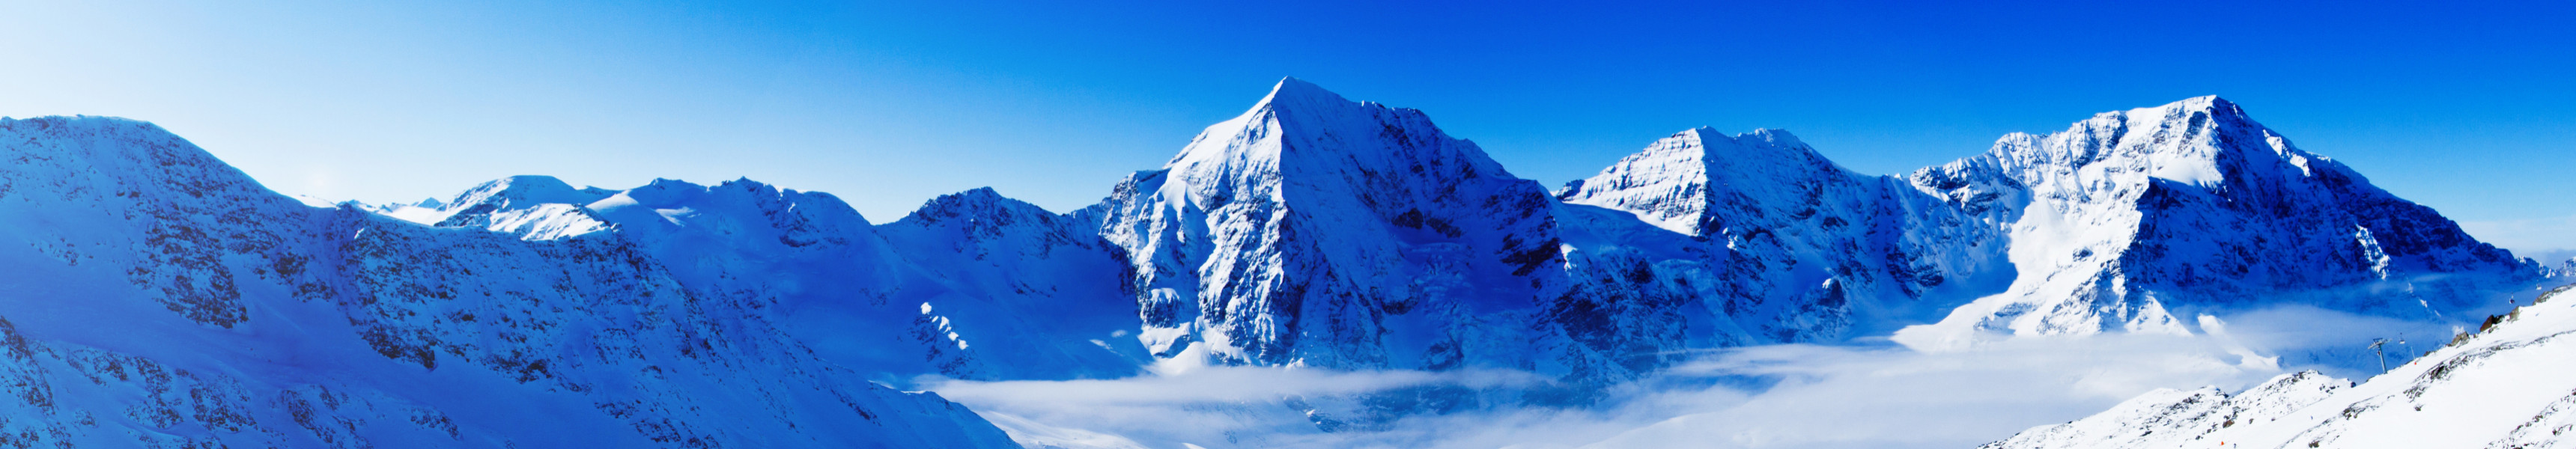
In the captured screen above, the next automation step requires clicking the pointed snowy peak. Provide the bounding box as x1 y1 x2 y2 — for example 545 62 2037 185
1247 76 1355 115
1161 77 1517 184
2078 95 2249 131
1901 96 2536 350
425 175 614 225
1093 77 1564 369
1984 95 2330 189
1558 126 1860 236
414 175 619 233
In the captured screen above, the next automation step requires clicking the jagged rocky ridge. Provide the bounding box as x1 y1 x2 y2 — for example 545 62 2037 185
1982 284 2576 448
0 78 2550 447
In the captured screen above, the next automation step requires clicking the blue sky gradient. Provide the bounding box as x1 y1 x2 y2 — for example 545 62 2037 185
4 0 2571 254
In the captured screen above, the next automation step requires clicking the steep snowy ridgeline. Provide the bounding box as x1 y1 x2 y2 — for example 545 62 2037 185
1557 127 2017 345
873 188 1149 380
1896 97 2538 351
416 175 619 239
360 197 447 224
1984 284 2576 448
0 116 1018 448
1090 78 1580 379
1977 371 2348 449
362 174 1146 382
579 177 1144 382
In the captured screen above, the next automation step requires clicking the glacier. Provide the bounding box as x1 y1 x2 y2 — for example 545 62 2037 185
0 77 2557 448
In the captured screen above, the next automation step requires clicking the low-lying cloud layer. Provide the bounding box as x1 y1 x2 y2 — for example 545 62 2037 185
925 306 2464 449
2461 213 2576 263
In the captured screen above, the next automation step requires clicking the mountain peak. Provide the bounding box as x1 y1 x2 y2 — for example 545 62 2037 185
1973 95 2306 189
1162 76 1510 182
2130 94 2247 123
1626 126 1835 177
908 187 1039 218
1674 126 1811 156
449 175 610 207
899 187 1068 233
1560 126 1860 236
1257 76 1348 109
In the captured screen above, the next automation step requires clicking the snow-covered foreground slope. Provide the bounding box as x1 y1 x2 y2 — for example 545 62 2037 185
1984 283 2576 449
0 116 1021 448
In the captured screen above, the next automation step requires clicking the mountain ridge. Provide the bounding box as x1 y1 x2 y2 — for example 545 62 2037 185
0 115 1022 448
0 79 2553 448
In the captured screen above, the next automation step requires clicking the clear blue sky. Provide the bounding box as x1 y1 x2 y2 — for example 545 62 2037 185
5 1 2572 256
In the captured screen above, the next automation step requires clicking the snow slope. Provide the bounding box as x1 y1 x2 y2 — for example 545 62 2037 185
0 116 1020 448
1983 284 2576 448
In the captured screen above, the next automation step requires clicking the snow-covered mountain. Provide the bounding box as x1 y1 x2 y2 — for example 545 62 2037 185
1895 97 2537 351
0 116 1030 448
362 174 1144 383
1555 126 2016 347
1087 78 1588 381
1982 283 2576 449
1090 79 2536 392
0 79 2554 448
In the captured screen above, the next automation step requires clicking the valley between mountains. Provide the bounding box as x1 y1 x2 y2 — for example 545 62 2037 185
0 78 2565 448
